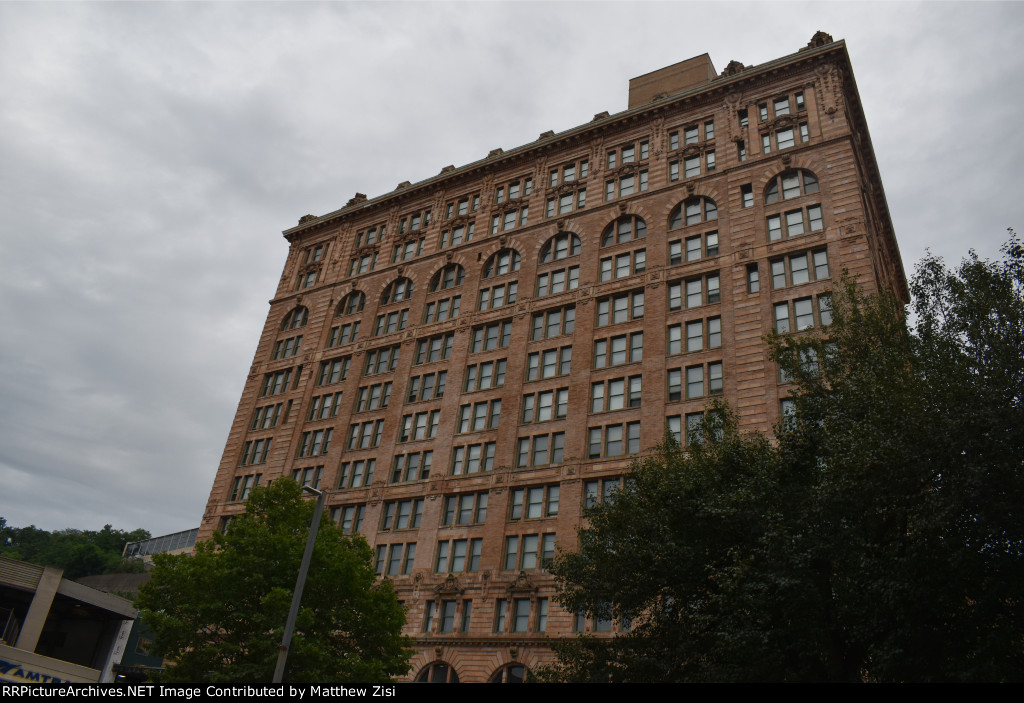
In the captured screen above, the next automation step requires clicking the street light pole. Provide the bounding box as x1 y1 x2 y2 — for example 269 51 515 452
272 485 326 683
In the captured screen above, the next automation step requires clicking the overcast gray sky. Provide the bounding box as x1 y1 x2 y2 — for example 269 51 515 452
1 1 1021 537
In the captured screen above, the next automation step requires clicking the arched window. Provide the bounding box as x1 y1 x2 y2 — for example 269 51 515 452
601 215 647 247
539 232 581 264
669 197 718 229
483 248 521 278
488 664 529 683
430 264 465 291
338 291 365 316
765 169 819 204
381 277 414 305
416 662 460 683
281 306 308 330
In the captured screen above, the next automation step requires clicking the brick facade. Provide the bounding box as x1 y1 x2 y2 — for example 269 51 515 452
199 33 906 683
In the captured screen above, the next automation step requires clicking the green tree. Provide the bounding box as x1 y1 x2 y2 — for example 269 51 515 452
545 236 1024 682
0 521 150 579
136 479 412 683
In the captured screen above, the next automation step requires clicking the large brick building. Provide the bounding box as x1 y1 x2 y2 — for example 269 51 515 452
199 32 906 683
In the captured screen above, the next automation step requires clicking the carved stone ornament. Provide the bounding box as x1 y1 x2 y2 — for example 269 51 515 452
499 235 508 246
686 183 696 196
445 213 473 228
551 181 584 196
781 154 793 166
538 130 555 140
509 647 519 661
807 30 834 48
557 220 565 232
434 574 466 596
396 265 404 276
722 60 746 77
445 252 453 262
618 203 627 214
773 114 799 130
299 214 317 224
506 571 537 595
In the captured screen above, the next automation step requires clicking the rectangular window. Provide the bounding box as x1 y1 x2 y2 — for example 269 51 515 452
794 297 815 330
590 375 642 412
526 346 572 381
230 474 261 501
471 320 513 353
440 223 474 249
747 264 760 293
669 274 720 310
515 433 565 467
503 534 555 570
347 420 384 450
292 466 319 489
327 322 360 347
477 282 517 311
364 345 399 376
252 402 284 430
464 359 507 392
399 410 441 442
521 387 569 424
531 305 575 340
415 333 455 364
441 492 488 526
380 498 424 531
509 485 560 520
450 442 496 475
599 249 646 281
375 542 415 577
406 371 447 403
355 382 392 412
536 266 579 297
349 252 377 276
363 346 399 376
262 368 294 396
272 335 302 360
422 296 461 324
434 538 482 574
768 205 823 241
587 422 641 459
583 477 622 508
338 458 375 489
391 238 424 263
593 332 643 369
391 451 433 483
457 399 501 433
819 294 833 326
771 248 830 287
373 309 408 336
775 302 792 333
332 504 365 535
240 438 272 466
297 429 332 458
356 225 385 248
596 291 644 327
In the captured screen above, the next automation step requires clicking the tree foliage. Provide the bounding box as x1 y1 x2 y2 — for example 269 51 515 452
0 520 150 579
545 234 1024 682
136 480 412 683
